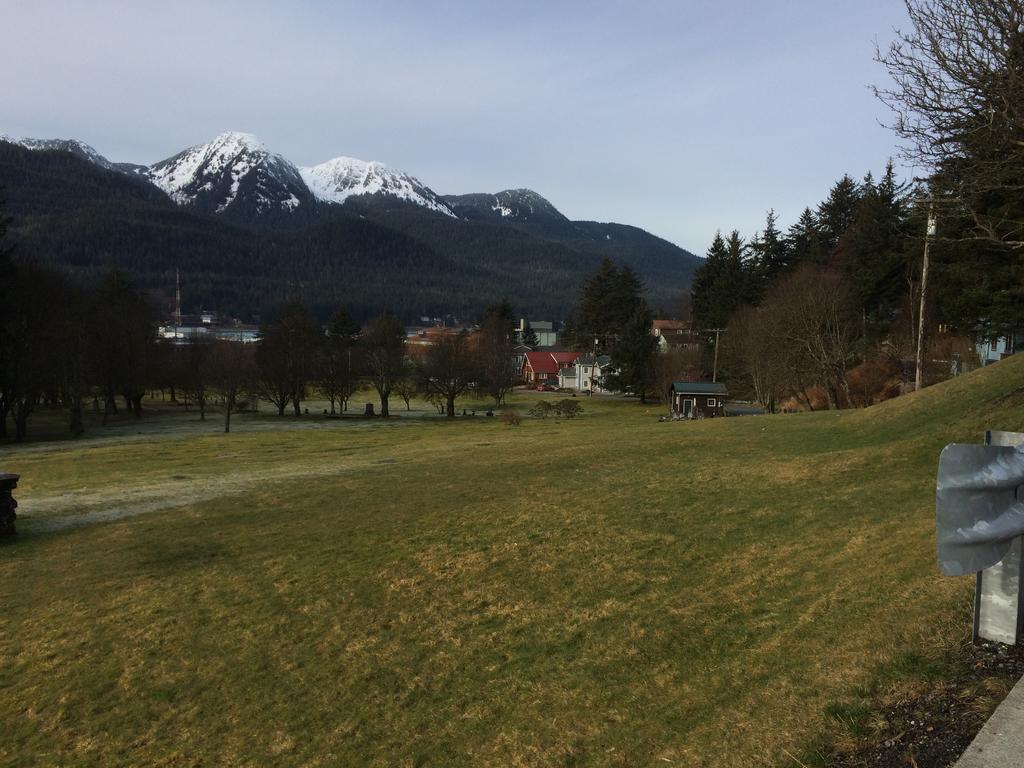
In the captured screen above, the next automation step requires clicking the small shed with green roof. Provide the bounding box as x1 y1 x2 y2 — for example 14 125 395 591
671 381 728 419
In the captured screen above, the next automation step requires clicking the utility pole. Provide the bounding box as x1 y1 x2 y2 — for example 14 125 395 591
915 205 936 391
346 347 352 412
174 269 182 339
708 328 725 382
590 337 598 397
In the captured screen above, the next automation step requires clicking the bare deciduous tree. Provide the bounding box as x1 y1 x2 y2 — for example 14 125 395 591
362 312 406 418
772 267 859 409
392 375 418 411
876 0 1024 245
210 341 255 434
725 267 858 411
417 331 477 417
181 337 214 421
476 302 517 407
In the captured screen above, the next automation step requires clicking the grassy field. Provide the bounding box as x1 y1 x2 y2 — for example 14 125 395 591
2 358 1024 767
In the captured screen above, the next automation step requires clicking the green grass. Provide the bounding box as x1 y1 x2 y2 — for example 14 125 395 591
2 360 1024 767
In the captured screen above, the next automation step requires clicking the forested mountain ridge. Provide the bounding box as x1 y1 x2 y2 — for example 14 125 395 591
0 135 700 320
443 189 570 227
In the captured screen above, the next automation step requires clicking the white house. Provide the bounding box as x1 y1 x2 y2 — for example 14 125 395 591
558 353 611 392
977 335 1019 366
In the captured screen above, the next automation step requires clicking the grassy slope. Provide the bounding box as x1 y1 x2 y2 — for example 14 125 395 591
1 357 1023 767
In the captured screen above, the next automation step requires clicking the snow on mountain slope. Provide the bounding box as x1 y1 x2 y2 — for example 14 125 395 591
146 131 312 215
4 130 457 219
300 156 454 216
442 188 570 226
0 135 117 170
489 188 568 222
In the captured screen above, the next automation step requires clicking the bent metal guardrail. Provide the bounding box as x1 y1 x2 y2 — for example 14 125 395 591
937 431 1024 645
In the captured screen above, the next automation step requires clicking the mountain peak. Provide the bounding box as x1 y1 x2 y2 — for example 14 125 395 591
146 131 311 217
1 135 116 170
208 131 266 153
442 188 568 225
299 156 454 216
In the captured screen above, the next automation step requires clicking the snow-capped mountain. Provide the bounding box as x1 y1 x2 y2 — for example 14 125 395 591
146 132 314 217
443 188 570 226
1 135 118 171
2 130 463 221
1 132 703 320
300 156 454 217
146 132 455 219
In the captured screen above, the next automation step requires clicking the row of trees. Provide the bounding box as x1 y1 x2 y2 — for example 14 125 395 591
0 228 526 440
0 252 258 439
244 299 519 420
690 166 919 410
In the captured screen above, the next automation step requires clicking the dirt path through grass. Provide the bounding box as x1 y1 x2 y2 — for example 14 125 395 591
21 457 391 532
12 410 502 533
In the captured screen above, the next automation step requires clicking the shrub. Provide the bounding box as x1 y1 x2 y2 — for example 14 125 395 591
528 401 553 419
554 399 583 418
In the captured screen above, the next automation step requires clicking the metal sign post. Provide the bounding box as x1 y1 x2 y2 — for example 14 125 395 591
936 431 1024 645
974 431 1024 644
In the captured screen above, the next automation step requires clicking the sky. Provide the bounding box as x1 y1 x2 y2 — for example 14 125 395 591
1 0 912 254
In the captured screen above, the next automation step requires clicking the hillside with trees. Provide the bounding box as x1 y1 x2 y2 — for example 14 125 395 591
680 1 1024 413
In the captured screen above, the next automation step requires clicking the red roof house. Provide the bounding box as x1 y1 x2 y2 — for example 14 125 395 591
521 351 581 382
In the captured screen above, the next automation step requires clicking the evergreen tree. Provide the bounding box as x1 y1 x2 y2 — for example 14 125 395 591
0 193 11 438
606 301 659 403
690 231 727 329
817 175 861 254
786 207 824 266
610 266 644 318
569 257 645 351
0 188 11 263
693 230 746 329
521 323 539 347
842 161 909 331
571 257 619 349
750 209 789 285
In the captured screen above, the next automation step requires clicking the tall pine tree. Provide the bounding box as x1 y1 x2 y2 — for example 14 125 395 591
786 207 824 266
569 258 645 351
842 161 908 331
817 175 861 255
606 300 659 403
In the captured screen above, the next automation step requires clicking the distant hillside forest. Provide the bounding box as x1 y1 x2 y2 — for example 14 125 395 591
0 142 699 322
